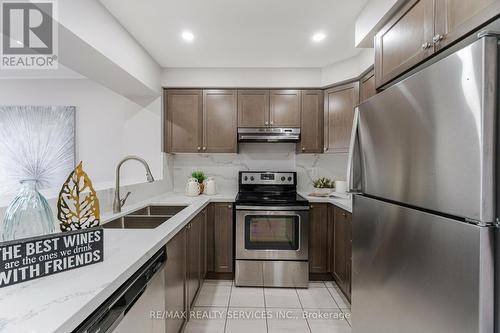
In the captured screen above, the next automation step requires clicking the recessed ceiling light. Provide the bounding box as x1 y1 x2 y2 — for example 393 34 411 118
312 32 326 43
182 31 195 42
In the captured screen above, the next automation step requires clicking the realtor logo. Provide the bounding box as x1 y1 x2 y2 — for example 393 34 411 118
1 0 58 69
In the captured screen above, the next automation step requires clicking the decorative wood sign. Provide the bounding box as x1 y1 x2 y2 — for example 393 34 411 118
57 162 101 231
0 228 103 288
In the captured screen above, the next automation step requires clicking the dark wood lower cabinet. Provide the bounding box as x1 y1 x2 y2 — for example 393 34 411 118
206 203 234 278
165 209 206 332
309 204 329 274
186 214 202 309
309 203 352 299
332 206 352 301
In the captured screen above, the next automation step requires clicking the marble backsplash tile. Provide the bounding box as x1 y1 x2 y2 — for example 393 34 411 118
172 144 348 194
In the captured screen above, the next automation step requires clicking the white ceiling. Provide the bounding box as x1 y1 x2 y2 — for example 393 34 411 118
100 0 369 68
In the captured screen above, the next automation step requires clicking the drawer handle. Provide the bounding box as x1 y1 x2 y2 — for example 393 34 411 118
432 34 445 44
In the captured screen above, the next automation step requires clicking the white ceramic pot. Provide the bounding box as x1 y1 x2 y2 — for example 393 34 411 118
204 177 217 195
335 181 347 194
185 178 200 196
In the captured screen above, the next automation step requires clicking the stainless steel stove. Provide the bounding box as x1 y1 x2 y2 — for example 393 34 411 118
234 171 309 288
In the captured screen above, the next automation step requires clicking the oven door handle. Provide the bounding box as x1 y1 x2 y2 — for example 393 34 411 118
235 205 310 211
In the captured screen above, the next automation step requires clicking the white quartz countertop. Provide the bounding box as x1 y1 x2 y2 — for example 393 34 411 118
0 190 350 333
299 191 352 213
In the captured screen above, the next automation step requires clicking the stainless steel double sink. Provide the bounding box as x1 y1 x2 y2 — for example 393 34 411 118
102 205 187 229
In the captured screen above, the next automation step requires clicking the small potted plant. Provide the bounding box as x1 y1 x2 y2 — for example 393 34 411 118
191 170 206 194
312 177 335 195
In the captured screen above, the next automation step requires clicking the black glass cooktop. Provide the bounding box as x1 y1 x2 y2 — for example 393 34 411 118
235 192 309 206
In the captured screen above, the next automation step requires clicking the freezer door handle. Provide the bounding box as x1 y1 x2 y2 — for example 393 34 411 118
347 107 362 193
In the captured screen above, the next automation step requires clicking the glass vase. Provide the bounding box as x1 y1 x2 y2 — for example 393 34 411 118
1 179 56 241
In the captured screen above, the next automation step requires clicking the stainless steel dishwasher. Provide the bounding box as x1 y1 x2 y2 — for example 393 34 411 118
74 248 166 333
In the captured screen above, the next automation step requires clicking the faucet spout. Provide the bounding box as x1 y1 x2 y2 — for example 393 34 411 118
113 155 155 213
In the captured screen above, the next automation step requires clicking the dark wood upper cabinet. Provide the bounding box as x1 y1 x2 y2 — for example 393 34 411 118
165 89 203 153
324 82 359 153
434 0 500 50
375 0 500 88
238 90 270 127
360 69 376 103
299 90 323 154
375 0 435 88
270 90 301 127
206 203 233 274
309 203 329 274
203 89 237 153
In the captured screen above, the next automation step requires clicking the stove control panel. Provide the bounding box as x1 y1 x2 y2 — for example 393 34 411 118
240 172 295 185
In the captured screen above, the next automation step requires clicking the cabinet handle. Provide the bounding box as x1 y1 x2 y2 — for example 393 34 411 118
270 121 274 125
302 147 306 151
310 205 314 208
203 147 207 151
342 212 347 217
324 147 327 151
227 205 232 208
265 121 269 125
197 147 201 151
421 42 432 50
432 34 445 44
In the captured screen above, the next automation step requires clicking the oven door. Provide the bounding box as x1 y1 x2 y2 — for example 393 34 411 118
235 208 309 261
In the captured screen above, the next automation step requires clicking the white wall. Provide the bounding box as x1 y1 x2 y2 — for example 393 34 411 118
321 48 374 86
58 0 161 93
0 79 164 192
162 52 374 88
162 68 322 88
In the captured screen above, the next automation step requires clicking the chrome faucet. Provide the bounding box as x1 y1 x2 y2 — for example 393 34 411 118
113 155 155 213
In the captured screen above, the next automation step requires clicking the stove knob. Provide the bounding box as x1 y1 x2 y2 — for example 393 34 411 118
287 176 292 181
281 176 286 181
244 176 248 181
250 176 254 181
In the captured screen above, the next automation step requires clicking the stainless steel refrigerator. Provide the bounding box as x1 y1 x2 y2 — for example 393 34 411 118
348 34 497 333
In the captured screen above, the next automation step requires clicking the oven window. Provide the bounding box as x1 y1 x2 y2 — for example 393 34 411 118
245 215 300 250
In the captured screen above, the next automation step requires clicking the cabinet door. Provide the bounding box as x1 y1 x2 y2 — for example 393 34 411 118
309 204 329 273
345 212 352 300
324 83 359 153
434 0 500 50
374 0 435 88
165 89 203 153
203 90 237 153
238 89 269 127
333 207 347 290
213 203 233 273
186 217 201 309
327 204 335 274
270 90 301 127
360 69 376 103
299 90 323 154
165 231 186 333
200 208 207 280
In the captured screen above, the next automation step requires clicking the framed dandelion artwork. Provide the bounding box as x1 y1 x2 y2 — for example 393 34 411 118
0 106 76 196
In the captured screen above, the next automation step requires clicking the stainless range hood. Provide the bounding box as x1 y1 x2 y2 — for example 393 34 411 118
237 128 300 143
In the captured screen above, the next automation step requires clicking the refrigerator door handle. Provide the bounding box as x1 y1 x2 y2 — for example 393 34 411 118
347 107 362 193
